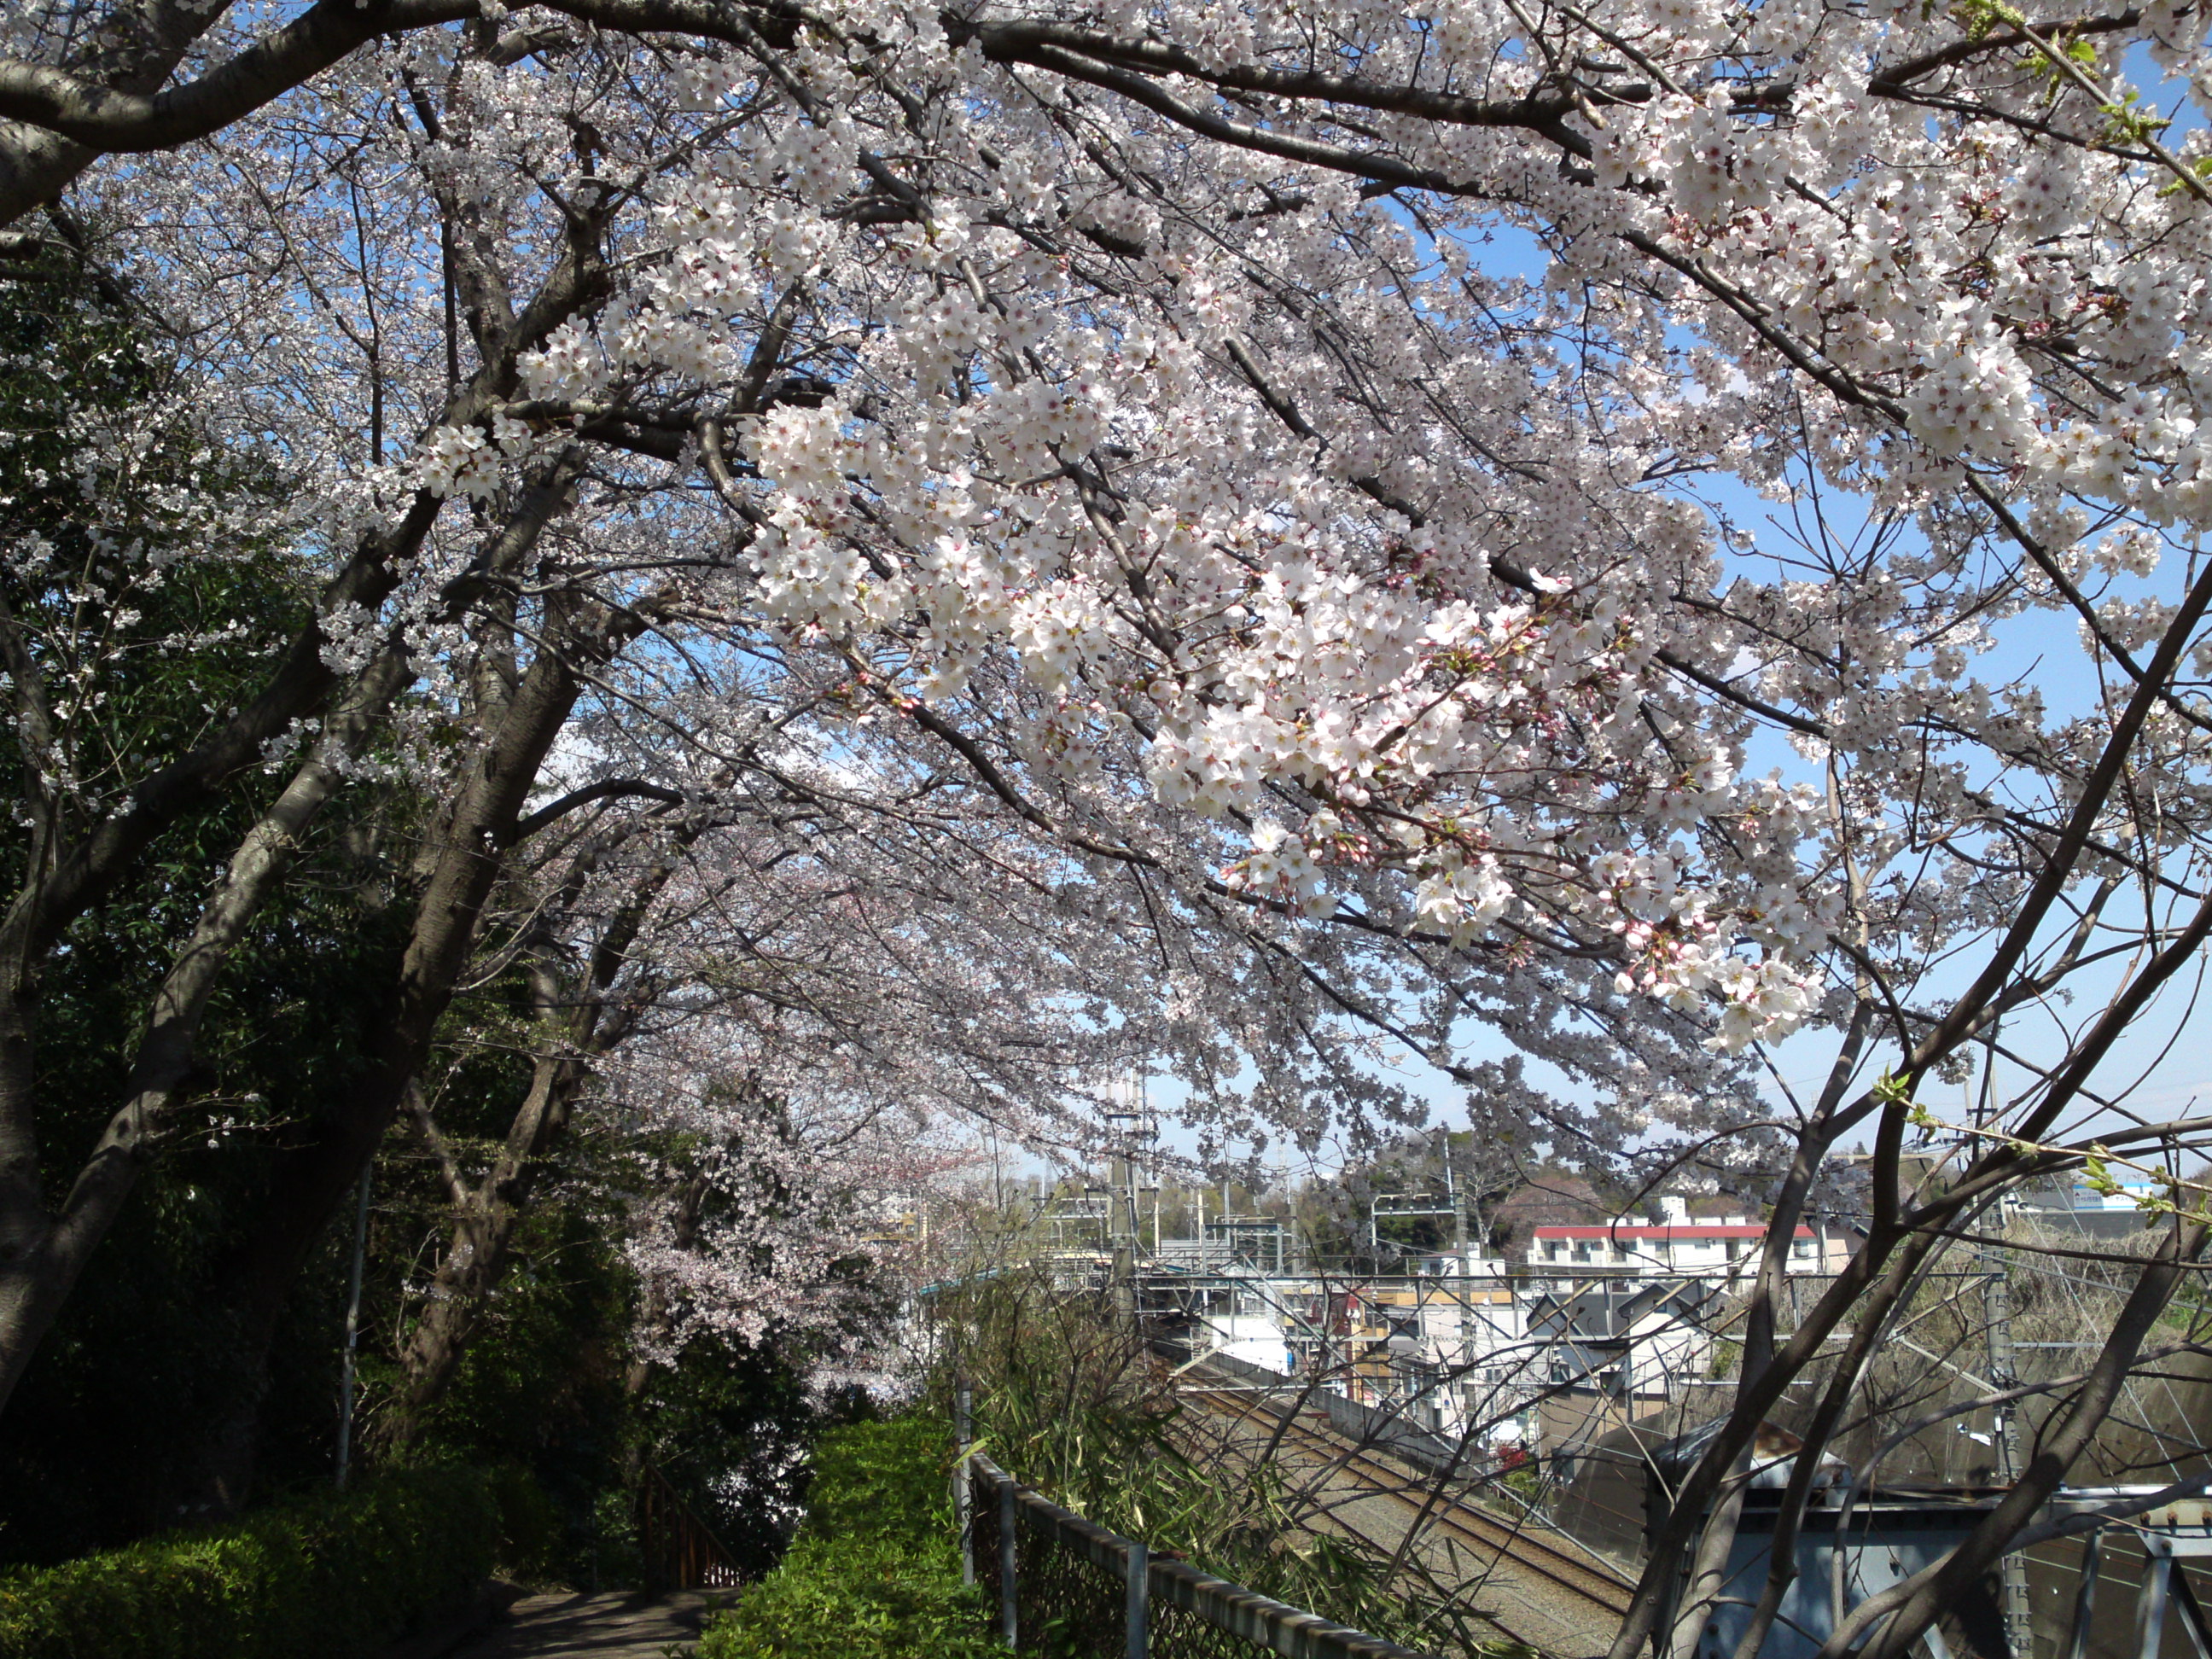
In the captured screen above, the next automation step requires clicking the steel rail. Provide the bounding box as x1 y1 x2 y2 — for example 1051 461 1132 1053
1185 1381 1636 1621
1166 1400 1559 1654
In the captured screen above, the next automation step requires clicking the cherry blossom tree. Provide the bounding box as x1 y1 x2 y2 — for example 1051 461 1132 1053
374 721 1222 1448
9 0 2212 1651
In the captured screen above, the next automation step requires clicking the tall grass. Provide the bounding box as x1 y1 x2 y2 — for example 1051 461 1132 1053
931 1267 1516 1657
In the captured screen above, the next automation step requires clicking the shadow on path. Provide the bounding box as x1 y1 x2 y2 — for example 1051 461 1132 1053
443 1591 714 1658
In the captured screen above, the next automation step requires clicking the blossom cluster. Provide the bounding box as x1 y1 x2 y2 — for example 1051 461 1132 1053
32 0 2212 1371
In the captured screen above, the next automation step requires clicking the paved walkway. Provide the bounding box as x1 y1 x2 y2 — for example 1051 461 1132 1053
444 1592 713 1658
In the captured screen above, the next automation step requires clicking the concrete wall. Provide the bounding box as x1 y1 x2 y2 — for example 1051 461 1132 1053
1202 1348 1465 1476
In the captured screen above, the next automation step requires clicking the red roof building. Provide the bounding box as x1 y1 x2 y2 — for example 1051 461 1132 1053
1531 1198 1849 1279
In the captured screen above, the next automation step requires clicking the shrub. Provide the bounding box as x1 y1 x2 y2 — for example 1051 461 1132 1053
484 1463 562 1586
697 1417 996 1659
0 1465 514 1659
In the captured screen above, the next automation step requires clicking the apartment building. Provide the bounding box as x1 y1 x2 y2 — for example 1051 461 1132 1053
1529 1195 1850 1286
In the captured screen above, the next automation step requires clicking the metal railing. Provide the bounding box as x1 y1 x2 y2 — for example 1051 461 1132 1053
959 1452 1435 1659
638 1464 742 1590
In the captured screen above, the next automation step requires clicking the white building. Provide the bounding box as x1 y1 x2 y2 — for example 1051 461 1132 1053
1406 1253 1528 1377
1530 1196 1848 1288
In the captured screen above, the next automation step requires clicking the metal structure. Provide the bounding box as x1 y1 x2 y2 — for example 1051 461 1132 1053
1664 1485 2212 1659
1369 1194 1458 1263
1526 1276 1721 1394
1136 1262 1540 1441
1980 1240 2033 1657
1042 1190 1115 1254
2061 1494 2212 1659
963 1452 1435 1659
1204 1215 1295 1274
1665 1491 2008 1659
1367 1133 1468 1264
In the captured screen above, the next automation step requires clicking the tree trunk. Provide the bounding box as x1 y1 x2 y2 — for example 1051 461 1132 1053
185 553 649 1500
192 638 589 1504
381 820 701 1449
0 647 409 1422
375 1049 590 1448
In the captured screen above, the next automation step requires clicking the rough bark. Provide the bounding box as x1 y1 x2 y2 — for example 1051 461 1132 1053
0 221 602 1425
383 1045 593 1434
377 816 701 1448
0 0 245 228
190 626 592 1505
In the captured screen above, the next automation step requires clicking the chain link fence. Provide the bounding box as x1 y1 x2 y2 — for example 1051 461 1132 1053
963 1453 1434 1659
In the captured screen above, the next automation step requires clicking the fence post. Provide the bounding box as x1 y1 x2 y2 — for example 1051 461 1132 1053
1126 1538 1148 1659
999 1479 1018 1648
955 1382 974 1586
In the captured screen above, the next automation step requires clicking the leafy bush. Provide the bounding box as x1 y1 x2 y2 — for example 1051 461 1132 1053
697 1417 997 1659
0 1465 519 1659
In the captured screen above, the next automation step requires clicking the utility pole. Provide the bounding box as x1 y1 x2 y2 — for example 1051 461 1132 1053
1971 1030 2032 1659
1444 1131 1466 1251
1984 1238 2034 1658
1105 1075 1144 1319
1441 1136 1476 1375
1107 1142 1136 1319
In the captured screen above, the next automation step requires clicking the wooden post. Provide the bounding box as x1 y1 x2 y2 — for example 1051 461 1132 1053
1126 1538 1148 1659
955 1382 975 1586
999 1480 1017 1647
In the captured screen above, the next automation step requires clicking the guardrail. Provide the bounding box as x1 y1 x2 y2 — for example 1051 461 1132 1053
959 1452 1435 1659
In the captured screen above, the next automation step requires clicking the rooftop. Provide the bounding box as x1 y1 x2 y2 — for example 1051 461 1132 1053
1533 1222 1814 1239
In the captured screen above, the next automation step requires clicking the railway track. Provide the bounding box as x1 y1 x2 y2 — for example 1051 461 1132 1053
1184 1376 1637 1633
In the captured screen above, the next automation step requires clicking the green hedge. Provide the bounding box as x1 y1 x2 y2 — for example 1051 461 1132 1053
699 1417 997 1659
0 1465 527 1659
